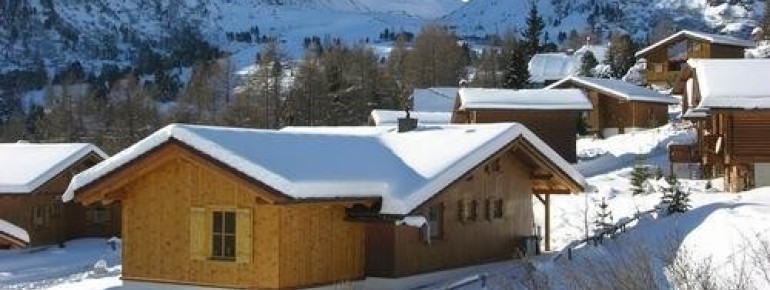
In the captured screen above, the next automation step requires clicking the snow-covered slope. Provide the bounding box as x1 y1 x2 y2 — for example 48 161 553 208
445 0 764 40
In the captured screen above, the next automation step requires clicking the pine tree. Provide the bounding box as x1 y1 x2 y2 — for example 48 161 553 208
661 173 691 214
594 197 614 234
579 51 598 77
502 42 530 89
630 155 650 195
521 2 545 57
605 34 637 78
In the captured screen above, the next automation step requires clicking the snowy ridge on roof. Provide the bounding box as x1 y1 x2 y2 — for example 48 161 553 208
411 87 458 112
0 143 108 194
688 59 770 109
458 88 592 111
65 123 585 215
636 30 755 57
528 45 608 83
0 219 29 244
546 76 678 104
529 53 574 83
369 109 452 126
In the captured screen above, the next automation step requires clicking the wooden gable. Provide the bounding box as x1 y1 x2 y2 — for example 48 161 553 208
73 139 293 207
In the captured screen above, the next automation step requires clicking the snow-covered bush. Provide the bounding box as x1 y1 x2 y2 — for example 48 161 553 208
621 58 647 85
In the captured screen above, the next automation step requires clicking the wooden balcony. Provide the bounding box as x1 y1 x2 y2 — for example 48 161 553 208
646 70 680 85
669 144 699 163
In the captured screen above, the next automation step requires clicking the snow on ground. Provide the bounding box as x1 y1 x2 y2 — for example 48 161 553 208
0 238 120 289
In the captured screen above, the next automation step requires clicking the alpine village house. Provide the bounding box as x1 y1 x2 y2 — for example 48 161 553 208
635 30 756 86
0 142 119 248
546 76 678 137
451 88 593 163
64 122 585 289
670 59 770 192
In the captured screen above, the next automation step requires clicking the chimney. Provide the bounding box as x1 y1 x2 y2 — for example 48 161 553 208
398 105 418 133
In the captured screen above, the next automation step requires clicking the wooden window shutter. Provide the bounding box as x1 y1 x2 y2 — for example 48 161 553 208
189 207 207 261
235 208 253 264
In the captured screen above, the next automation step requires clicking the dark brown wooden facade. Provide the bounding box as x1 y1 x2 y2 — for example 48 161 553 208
453 109 579 163
673 64 770 192
365 137 581 277
548 85 670 138
638 32 751 86
0 153 119 247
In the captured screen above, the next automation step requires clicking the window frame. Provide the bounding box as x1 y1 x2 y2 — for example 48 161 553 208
468 200 478 221
427 203 444 240
211 210 237 261
494 198 504 219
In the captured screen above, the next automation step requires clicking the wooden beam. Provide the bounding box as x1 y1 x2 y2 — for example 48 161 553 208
545 192 551 252
533 192 546 205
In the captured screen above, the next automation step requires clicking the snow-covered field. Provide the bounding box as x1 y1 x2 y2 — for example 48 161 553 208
4 122 770 289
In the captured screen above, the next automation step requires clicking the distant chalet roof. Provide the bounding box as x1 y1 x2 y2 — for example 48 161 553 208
546 76 678 104
65 123 585 215
411 87 459 112
369 109 452 126
688 59 770 109
0 143 107 194
636 30 755 57
458 88 593 111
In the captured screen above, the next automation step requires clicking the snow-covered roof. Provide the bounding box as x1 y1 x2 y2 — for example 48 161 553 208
458 88 593 111
546 76 678 104
65 123 585 215
411 87 459 112
682 107 710 119
528 53 574 83
0 143 108 194
636 30 756 57
369 109 452 126
0 219 29 245
528 45 608 83
688 59 770 109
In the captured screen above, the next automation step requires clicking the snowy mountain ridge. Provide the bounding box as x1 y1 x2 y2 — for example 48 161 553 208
0 0 764 89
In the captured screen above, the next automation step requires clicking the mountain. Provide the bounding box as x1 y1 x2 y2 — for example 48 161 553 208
0 0 765 94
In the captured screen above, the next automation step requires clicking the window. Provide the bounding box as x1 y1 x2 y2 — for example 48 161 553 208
33 206 46 227
427 203 443 239
653 63 664 73
212 211 236 260
457 200 466 222
468 200 478 221
484 199 492 221
494 199 504 218
88 206 109 225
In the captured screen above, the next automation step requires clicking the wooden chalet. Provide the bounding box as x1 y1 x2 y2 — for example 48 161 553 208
636 30 755 86
451 88 593 163
546 76 678 137
0 142 119 247
670 59 770 192
64 123 585 289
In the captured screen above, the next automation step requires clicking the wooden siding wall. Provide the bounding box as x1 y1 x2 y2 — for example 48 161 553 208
278 204 364 288
709 43 747 59
0 155 118 246
118 147 363 289
373 149 534 277
583 91 667 134
726 113 770 164
467 110 578 163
